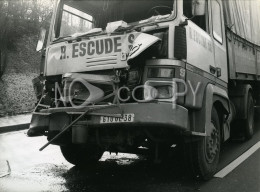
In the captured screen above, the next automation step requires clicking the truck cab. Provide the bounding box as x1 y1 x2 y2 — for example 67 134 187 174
29 0 260 180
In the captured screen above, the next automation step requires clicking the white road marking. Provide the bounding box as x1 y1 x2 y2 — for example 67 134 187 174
214 141 260 178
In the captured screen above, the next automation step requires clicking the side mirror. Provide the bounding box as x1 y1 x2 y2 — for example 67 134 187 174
36 27 47 52
192 0 206 16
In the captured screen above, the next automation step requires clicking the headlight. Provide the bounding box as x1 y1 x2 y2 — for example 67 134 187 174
154 85 173 99
144 80 177 101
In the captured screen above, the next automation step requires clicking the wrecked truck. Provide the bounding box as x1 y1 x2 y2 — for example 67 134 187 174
28 0 260 180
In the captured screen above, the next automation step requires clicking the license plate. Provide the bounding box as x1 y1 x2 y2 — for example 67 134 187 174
100 114 135 124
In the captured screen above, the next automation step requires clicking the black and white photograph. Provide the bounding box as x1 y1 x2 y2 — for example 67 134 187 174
0 0 260 191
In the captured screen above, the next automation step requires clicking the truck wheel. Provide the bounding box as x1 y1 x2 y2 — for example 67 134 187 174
244 92 254 140
185 107 221 180
60 144 103 167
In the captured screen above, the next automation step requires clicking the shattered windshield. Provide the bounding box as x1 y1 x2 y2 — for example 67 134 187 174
57 0 175 38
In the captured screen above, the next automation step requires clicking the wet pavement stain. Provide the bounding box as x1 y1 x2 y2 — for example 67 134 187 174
0 152 199 192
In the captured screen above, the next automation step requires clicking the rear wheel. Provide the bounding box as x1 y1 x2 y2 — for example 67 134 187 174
244 92 254 140
184 107 221 180
60 144 104 167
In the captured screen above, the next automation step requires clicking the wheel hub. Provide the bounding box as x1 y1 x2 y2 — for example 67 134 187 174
205 122 219 164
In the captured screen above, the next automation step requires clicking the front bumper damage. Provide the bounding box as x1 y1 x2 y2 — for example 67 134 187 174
27 102 189 137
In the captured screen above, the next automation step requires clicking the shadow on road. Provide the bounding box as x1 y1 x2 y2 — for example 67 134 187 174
61 150 202 192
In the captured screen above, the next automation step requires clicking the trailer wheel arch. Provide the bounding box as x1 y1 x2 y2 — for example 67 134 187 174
229 84 255 140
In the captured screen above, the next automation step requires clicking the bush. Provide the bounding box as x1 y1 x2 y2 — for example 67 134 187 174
0 34 41 114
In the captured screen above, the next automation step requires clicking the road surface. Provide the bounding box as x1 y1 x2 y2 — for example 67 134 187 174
0 116 259 192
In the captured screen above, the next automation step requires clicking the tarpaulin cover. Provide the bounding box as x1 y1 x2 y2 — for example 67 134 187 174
223 0 260 45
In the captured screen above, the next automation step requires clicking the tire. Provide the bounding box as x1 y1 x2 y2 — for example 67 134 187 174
184 107 221 180
60 144 104 167
244 92 254 140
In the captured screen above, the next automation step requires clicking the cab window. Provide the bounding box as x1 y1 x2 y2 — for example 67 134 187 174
183 0 208 32
211 0 223 43
60 4 93 37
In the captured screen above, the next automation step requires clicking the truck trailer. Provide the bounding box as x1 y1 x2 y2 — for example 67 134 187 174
28 0 260 180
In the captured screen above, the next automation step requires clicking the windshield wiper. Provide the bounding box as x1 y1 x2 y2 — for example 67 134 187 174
52 35 72 43
74 28 103 38
114 25 135 33
51 33 99 44
114 14 171 33
52 29 104 44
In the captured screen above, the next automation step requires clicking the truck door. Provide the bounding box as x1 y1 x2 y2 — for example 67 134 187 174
183 0 215 76
210 0 228 83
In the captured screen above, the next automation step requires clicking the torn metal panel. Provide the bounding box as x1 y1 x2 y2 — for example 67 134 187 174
127 33 161 61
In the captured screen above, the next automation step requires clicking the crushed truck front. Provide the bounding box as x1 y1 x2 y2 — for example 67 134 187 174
28 0 191 144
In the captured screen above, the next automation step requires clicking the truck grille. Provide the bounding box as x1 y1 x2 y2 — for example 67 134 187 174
86 55 117 67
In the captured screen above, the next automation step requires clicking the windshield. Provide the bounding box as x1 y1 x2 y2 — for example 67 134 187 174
57 0 175 38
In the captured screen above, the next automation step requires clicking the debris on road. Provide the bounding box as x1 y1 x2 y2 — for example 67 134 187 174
0 160 11 178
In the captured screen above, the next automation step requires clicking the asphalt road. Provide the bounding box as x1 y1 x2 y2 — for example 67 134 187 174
0 118 259 192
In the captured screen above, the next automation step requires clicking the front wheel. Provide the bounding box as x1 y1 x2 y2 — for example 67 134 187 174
60 144 104 167
184 107 221 180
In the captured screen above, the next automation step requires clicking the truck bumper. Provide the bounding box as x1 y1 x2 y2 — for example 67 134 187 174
27 103 189 136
